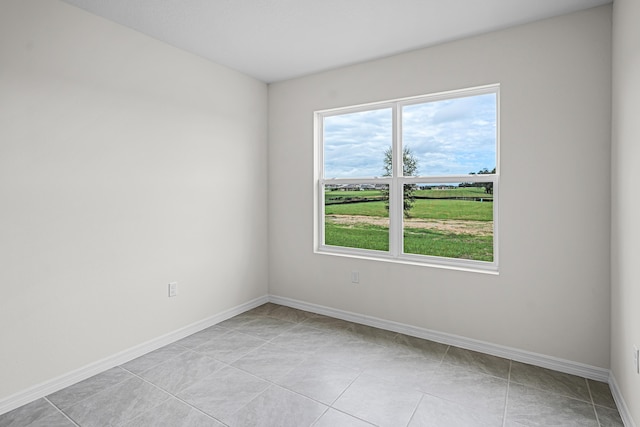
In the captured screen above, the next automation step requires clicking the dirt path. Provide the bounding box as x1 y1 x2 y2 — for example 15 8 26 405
325 215 493 236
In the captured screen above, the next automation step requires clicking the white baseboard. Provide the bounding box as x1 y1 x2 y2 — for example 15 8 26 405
609 372 637 427
268 295 610 382
0 295 269 416
271 295 640 423
3 294 635 427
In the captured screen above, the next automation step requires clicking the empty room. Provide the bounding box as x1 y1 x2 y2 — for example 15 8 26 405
1 0 638 426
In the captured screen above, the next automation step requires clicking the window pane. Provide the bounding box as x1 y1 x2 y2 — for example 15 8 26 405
402 93 496 176
324 184 389 251
403 183 493 261
324 108 392 179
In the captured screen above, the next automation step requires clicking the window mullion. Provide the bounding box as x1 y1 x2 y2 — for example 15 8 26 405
389 104 402 257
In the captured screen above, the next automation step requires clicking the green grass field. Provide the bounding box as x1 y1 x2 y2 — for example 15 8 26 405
325 222 493 261
403 228 493 261
326 199 493 221
324 187 494 261
325 223 389 252
413 186 493 200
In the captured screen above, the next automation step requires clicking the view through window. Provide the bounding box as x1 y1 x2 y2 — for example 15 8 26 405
317 85 499 271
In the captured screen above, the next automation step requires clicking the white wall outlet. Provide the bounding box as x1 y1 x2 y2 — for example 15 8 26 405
168 282 178 297
351 271 359 284
634 345 639 374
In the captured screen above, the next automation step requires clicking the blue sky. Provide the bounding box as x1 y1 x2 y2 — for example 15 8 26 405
323 93 496 179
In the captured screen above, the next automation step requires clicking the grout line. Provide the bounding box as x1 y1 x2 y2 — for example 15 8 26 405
234 310 518 425
586 379 602 426
211 382 273 426
441 344 451 362
44 396 80 427
438 345 451 364
505 379 594 405
586 378 595 405
322 405 375 426
152 326 333 422
310 406 331 427
124 367 229 426
44 367 135 417
328 370 363 408
502 360 512 427
405 393 425 426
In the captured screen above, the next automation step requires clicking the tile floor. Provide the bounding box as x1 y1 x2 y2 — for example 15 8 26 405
0 303 624 427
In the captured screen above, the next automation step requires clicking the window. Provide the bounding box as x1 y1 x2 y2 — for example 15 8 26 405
315 85 499 272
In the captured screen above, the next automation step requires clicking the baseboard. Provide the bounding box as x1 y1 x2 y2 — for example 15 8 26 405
0 295 269 416
609 372 637 427
294 296 640 425
268 295 610 382
2 294 629 422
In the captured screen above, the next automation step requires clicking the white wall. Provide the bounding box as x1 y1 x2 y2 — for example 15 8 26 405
269 6 611 368
611 0 640 423
0 0 268 401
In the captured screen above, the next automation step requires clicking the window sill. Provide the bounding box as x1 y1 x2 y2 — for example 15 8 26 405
315 246 499 275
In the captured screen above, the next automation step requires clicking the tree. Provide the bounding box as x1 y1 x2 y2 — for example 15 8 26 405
467 167 496 194
478 167 496 194
381 147 419 217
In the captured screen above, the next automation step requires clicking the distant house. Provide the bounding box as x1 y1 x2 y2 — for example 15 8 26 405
339 184 362 191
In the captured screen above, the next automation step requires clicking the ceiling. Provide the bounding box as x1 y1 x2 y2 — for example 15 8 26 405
62 0 611 83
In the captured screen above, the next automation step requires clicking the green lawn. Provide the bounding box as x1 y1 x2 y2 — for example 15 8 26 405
403 228 493 261
326 200 388 217
410 199 492 221
324 192 494 261
324 223 389 252
324 222 493 261
326 199 493 221
413 186 493 200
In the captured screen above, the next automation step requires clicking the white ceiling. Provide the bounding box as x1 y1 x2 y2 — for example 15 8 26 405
62 0 611 83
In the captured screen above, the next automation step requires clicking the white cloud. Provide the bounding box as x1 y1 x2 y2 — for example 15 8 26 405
324 108 392 178
323 93 496 178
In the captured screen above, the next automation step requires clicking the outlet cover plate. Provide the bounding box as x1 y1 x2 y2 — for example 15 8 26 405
168 282 178 297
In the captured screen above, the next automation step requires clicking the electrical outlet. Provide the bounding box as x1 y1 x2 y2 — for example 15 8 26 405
634 345 639 374
351 271 359 283
168 282 178 297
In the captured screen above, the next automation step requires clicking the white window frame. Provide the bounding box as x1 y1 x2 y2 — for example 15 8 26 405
314 84 500 274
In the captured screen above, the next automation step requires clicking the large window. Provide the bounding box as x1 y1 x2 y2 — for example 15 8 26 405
315 85 499 272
